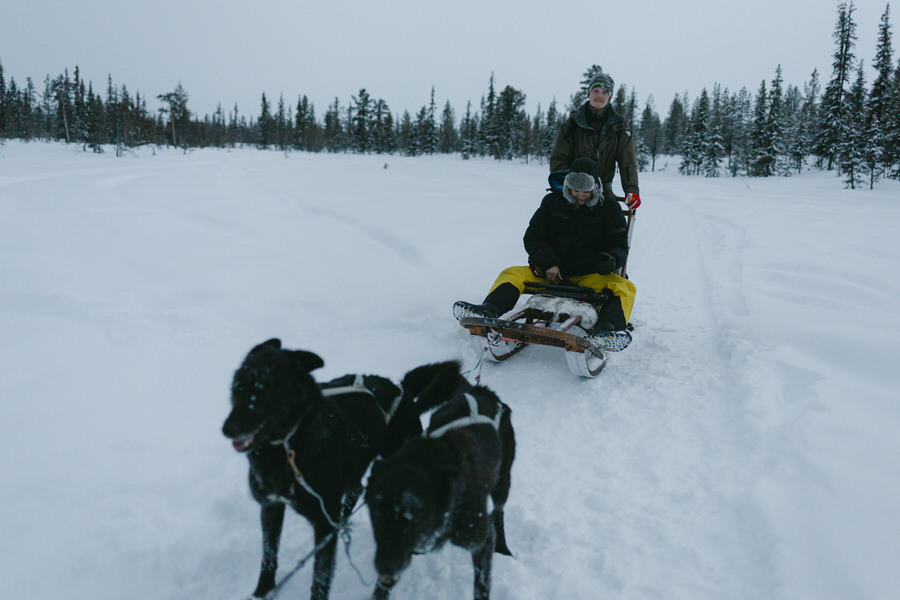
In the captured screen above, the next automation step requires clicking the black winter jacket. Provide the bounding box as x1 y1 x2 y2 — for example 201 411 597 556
524 190 629 277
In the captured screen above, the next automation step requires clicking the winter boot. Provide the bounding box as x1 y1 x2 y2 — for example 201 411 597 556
452 283 520 321
453 301 502 320
593 290 628 331
585 327 633 352
586 291 632 351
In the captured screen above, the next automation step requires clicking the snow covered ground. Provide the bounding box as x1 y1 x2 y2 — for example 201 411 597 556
2 140 898 600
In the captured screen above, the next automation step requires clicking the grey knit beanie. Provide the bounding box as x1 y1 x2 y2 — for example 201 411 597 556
588 73 615 96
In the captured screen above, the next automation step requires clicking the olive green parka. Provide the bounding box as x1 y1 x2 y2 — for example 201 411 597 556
550 102 640 197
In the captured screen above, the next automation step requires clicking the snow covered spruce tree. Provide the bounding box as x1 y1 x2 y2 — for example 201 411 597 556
638 96 662 172
413 105 430 155
680 88 710 176
85 85 106 152
419 87 438 155
768 66 790 175
274 95 290 152
867 4 895 180
256 93 273 149
323 97 346 153
785 70 821 174
395 110 414 156
720 87 751 176
815 1 858 171
703 85 726 177
373 99 395 154
840 61 869 189
157 82 190 149
527 103 544 163
888 61 900 178
496 84 527 161
749 80 775 176
350 88 372 153
459 101 477 159
781 84 803 174
0 61 7 139
294 95 321 152
439 100 458 154
542 98 562 160
662 94 688 156
479 74 502 159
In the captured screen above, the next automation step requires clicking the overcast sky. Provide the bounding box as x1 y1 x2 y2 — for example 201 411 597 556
0 0 889 121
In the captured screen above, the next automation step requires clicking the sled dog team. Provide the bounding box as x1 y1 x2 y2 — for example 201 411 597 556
223 73 641 599
223 339 515 600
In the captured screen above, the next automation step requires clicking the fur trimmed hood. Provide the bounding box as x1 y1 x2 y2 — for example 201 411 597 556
548 157 602 208
562 171 599 207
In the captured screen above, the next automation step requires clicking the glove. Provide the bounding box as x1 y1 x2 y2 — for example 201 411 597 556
595 253 616 275
528 262 545 277
624 193 641 209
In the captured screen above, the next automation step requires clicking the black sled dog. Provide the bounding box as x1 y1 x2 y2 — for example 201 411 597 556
365 372 515 600
222 339 464 600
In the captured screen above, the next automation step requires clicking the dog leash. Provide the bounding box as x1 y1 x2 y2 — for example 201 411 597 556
279 440 375 596
267 499 372 599
462 345 488 386
285 448 339 528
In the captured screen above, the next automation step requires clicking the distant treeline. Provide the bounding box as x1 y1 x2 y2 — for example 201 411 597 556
0 2 896 189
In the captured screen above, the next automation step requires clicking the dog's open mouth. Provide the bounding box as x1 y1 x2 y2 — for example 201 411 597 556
232 433 255 452
231 422 266 452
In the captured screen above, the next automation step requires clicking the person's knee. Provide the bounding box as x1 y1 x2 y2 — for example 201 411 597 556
494 266 531 289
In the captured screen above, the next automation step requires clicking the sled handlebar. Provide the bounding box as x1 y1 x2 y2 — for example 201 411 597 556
523 282 610 304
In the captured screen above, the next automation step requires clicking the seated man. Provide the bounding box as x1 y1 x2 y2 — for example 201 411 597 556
453 157 636 351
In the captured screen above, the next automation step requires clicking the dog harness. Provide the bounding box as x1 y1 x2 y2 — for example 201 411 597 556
320 374 404 424
276 374 404 526
427 393 504 438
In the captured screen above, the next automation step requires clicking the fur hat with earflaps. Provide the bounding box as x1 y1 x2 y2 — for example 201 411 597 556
562 157 601 207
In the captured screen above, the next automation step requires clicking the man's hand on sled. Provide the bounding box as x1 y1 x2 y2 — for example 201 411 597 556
624 193 641 209
545 266 563 282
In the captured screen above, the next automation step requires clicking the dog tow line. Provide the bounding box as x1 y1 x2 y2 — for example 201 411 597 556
463 345 489 385
266 499 372 599
276 425 374 597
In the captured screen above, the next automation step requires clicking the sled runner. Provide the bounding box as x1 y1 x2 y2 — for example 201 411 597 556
458 282 628 377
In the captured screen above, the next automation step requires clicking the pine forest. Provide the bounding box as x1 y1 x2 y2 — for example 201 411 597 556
1 2 897 190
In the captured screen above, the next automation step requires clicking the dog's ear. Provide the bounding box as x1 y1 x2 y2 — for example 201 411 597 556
240 338 283 368
287 349 325 373
245 338 282 360
247 337 281 353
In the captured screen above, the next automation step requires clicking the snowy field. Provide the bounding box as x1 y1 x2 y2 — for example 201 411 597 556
2 140 899 600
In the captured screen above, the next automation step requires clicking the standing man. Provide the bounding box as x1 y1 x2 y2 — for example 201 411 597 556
551 73 641 210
